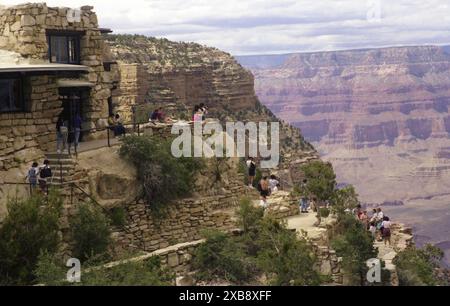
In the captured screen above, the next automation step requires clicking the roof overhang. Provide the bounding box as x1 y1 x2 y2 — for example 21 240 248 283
99 28 113 34
0 64 89 74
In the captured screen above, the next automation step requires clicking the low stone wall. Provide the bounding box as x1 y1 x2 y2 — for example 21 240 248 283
112 187 250 254
313 243 343 285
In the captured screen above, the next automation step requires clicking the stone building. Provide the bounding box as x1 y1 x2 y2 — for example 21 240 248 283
0 3 118 171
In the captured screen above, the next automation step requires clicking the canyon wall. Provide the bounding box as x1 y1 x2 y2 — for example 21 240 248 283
238 46 450 265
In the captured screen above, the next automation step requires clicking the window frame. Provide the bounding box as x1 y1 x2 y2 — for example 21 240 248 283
0 74 26 113
47 30 83 65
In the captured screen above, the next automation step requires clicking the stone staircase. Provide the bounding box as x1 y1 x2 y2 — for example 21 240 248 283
45 153 77 186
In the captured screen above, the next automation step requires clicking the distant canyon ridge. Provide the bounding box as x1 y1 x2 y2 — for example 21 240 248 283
237 46 450 265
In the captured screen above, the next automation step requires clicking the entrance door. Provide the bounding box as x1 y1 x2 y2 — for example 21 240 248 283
59 88 88 143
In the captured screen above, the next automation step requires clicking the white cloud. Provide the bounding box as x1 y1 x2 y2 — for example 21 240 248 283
2 0 450 55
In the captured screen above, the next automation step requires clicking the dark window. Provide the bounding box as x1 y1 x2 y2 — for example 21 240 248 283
48 34 81 64
0 78 24 112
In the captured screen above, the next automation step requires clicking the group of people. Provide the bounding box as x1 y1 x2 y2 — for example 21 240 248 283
56 114 82 154
25 160 53 194
246 157 281 209
149 108 177 124
353 206 392 245
108 113 126 137
193 104 208 122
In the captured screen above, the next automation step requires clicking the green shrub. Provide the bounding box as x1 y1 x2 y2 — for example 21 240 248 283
35 254 174 286
0 190 63 285
300 161 337 203
394 244 445 286
331 214 378 286
192 230 258 284
70 203 111 262
255 218 322 286
319 208 331 219
236 197 264 233
81 257 174 286
120 135 204 214
108 207 127 228
193 199 322 286
34 251 67 286
331 186 359 215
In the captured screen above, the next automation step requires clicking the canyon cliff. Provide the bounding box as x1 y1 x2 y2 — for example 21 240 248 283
238 46 450 265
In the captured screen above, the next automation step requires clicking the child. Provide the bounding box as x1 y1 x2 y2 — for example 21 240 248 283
369 222 377 238
39 160 53 194
25 162 39 192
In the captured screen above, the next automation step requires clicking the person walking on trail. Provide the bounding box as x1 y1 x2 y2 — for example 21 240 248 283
259 177 270 209
300 196 309 214
38 160 53 194
25 162 39 193
246 157 256 188
381 216 392 246
56 115 69 154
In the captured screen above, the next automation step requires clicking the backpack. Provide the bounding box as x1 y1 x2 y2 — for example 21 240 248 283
60 126 68 134
257 183 262 192
40 166 52 179
28 168 37 182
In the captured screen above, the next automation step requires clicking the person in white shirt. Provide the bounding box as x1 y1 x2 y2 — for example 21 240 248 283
268 175 280 194
377 208 384 221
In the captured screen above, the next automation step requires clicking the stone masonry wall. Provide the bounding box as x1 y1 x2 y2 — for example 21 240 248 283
112 175 251 254
0 75 60 171
0 3 114 134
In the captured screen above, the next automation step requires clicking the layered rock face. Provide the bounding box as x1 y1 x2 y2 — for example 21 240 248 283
239 46 450 265
106 35 315 166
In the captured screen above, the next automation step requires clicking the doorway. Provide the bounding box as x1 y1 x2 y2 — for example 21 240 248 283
59 87 90 143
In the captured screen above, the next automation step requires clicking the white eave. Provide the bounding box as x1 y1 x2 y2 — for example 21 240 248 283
0 63 89 73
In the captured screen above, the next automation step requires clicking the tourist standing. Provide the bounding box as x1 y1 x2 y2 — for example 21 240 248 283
359 211 369 230
381 216 392 245
199 103 208 121
300 196 309 214
259 177 270 209
193 108 204 123
56 115 68 154
246 157 256 188
376 208 385 241
38 160 53 194
25 162 39 193
72 114 82 152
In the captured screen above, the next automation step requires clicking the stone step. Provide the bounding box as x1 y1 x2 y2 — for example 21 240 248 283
46 153 73 159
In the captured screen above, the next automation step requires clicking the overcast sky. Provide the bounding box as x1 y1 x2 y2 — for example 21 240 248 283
2 0 450 55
